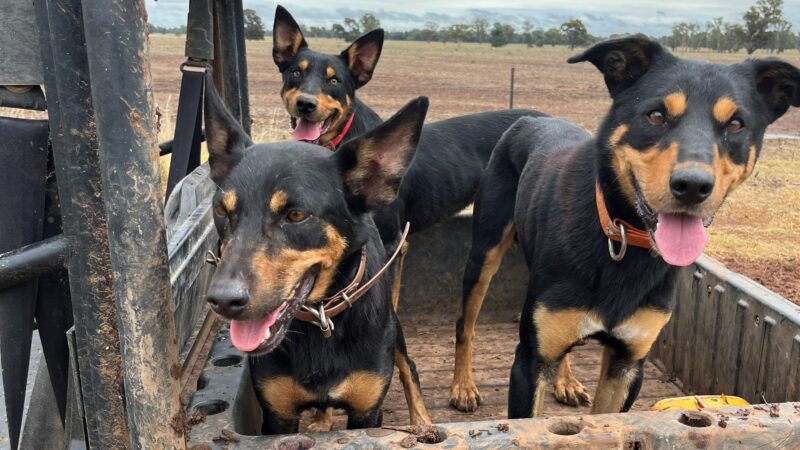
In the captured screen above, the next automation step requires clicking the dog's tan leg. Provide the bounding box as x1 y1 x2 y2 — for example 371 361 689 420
306 407 334 432
451 224 516 412
394 349 431 425
593 307 671 413
591 348 638 414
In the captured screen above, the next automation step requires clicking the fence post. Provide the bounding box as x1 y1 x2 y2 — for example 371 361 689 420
509 67 515 109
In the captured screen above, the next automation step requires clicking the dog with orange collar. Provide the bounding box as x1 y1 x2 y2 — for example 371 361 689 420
452 35 800 418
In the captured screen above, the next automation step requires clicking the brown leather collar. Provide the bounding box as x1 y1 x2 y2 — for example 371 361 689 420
295 222 411 326
595 183 652 250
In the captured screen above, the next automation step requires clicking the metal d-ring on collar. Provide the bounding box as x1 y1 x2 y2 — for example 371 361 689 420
606 220 628 262
300 301 335 338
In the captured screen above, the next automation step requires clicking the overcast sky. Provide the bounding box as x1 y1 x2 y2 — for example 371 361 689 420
145 1 800 36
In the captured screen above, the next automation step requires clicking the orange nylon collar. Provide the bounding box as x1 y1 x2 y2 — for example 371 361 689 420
325 112 355 150
595 183 652 250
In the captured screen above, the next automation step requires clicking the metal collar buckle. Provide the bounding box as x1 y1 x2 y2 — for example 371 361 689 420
607 220 628 262
300 302 335 338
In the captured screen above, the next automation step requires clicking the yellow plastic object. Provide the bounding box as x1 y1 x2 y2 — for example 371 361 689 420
651 394 750 411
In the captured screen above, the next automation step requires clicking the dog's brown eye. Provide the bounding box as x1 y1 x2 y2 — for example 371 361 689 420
287 210 307 223
647 110 666 125
327 78 338 86
291 70 302 78
214 205 227 217
726 118 744 133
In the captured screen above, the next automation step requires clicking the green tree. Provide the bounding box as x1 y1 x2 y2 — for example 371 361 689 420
490 22 515 48
443 24 472 43
421 21 439 42
560 19 590 49
522 20 535 48
243 9 266 40
707 17 725 51
472 17 489 43
360 13 381 32
743 0 785 54
543 27 562 46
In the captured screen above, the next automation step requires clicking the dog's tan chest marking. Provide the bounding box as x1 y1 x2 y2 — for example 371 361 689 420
329 371 387 414
611 308 671 361
534 306 670 363
259 376 315 420
532 306 603 362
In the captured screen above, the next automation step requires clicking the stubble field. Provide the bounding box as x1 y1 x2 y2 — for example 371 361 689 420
5 35 799 301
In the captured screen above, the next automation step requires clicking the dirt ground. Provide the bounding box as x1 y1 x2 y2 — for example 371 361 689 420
5 35 799 302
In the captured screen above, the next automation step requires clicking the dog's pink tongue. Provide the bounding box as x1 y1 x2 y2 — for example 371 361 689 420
654 213 708 267
292 118 322 142
229 308 281 352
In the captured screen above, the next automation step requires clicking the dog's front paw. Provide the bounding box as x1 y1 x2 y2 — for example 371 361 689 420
553 373 591 407
305 407 333 432
450 378 482 412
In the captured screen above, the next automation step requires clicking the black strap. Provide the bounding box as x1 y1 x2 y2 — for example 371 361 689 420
165 65 205 199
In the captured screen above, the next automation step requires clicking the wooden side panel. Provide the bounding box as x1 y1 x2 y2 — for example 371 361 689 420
652 256 800 403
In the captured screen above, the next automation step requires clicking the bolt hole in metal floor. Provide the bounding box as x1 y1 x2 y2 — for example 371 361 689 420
297 215 684 431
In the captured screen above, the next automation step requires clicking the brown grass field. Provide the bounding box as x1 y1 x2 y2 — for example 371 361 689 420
3 35 799 302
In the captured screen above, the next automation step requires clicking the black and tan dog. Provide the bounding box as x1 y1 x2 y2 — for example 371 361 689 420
271 8 592 413
453 35 800 418
271 6 546 251
203 70 431 433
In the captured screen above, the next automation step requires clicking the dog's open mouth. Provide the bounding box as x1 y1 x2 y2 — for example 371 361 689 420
631 178 712 267
290 116 334 143
229 266 319 355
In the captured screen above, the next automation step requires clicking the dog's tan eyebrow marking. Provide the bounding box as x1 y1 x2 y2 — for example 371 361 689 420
326 67 335 78
298 59 309 71
222 191 237 212
608 124 629 147
713 97 737 123
663 92 687 117
269 190 288 213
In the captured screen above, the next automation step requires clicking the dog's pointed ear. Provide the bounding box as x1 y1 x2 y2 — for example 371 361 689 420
272 5 307 70
340 29 384 88
568 34 672 96
335 96 428 210
204 73 252 184
740 58 800 124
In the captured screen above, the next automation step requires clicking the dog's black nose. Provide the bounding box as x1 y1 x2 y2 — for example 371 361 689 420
669 168 715 205
207 280 250 318
296 94 317 115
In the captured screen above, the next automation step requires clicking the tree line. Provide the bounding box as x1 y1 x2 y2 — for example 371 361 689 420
660 0 796 53
154 0 799 54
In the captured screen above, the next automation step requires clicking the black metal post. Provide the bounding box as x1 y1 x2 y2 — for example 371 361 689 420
0 235 68 290
33 0 131 447
81 0 185 447
212 0 250 133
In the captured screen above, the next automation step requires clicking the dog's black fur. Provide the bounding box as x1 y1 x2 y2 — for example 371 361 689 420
454 35 800 418
272 5 546 249
203 70 430 433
